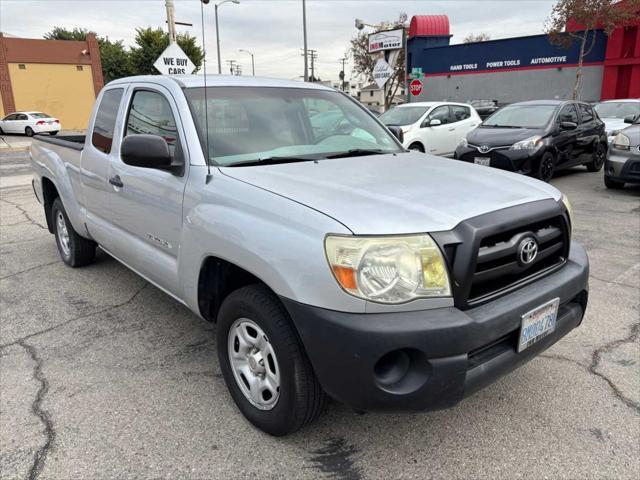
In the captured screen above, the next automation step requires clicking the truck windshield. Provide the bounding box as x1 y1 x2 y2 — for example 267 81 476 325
184 86 402 166
379 106 429 126
483 105 556 129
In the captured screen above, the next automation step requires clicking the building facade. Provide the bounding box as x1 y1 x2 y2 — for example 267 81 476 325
0 33 103 129
406 8 640 104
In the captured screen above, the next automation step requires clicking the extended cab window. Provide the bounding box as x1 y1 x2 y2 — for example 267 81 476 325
557 104 579 124
125 90 179 156
92 88 124 154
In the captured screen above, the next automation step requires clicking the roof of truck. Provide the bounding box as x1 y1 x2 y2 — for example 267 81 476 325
107 75 335 91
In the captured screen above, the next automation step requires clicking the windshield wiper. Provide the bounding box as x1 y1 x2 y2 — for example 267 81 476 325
483 124 523 129
324 149 387 159
227 156 318 167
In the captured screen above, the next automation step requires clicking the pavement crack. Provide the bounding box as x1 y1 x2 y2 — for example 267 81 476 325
0 283 148 350
590 274 637 290
0 261 58 281
17 340 55 480
589 322 640 414
0 197 47 230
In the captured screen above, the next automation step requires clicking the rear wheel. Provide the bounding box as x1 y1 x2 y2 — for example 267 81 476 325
408 143 424 153
217 284 326 436
586 143 606 172
604 176 624 189
25 127 34 137
535 152 556 182
51 198 96 267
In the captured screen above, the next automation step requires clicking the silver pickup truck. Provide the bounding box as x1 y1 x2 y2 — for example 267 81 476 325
30 75 589 436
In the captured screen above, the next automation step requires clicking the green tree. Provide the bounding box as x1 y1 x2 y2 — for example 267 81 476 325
545 0 640 99
44 27 89 41
99 39 133 83
349 14 408 110
129 28 204 75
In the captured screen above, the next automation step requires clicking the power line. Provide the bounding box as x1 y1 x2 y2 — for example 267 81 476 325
226 59 238 75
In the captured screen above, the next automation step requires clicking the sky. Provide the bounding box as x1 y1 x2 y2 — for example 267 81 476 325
1 0 558 82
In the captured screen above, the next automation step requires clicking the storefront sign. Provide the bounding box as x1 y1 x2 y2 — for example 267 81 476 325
368 28 404 53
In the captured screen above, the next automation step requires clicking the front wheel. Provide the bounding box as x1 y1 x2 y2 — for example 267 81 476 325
25 127 34 137
408 143 424 153
586 143 606 172
535 152 556 182
217 284 326 436
51 198 96 267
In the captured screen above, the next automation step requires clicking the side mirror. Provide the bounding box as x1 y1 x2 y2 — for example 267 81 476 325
387 126 404 143
429 118 442 127
560 121 578 130
623 115 636 124
121 134 181 172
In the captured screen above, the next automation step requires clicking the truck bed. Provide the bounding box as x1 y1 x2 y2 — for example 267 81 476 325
34 134 86 151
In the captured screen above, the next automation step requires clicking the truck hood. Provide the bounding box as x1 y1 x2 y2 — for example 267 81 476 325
220 152 561 234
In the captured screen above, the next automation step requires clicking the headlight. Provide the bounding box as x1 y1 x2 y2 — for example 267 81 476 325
457 136 468 148
612 133 630 151
510 135 543 152
561 194 574 231
325 234 451 304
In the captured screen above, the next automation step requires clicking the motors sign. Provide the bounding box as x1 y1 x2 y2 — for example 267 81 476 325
154 43 196 75
368 28 404 53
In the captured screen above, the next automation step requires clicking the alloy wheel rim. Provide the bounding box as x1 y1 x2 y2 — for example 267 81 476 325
227 318 280 410
595 145 605 167
56 211 71 256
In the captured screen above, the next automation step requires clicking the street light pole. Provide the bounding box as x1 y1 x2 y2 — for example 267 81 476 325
239 49 255 75
302 0 309 82
206 0 240 75
166 0 177 43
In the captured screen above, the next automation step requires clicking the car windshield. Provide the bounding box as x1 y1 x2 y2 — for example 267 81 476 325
29 112 51 119
483 105 556 128
379 106 429 126
184 86 402 166
594 102 640 119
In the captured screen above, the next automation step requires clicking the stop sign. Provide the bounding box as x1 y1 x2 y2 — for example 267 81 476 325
409 79 423 96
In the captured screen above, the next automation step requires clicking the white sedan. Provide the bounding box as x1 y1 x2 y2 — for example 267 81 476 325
0 111 61 137
380 102 481 157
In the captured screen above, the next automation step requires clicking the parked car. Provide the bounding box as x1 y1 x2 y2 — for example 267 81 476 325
379 101 481 156
454 100 607 182
30 75 588 436
470 99 501 119
604 117 640 189
0 111 60 136
594 99 640 141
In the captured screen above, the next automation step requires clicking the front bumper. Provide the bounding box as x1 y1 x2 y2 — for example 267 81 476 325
605 150 640 184
284 241 589 412
454 146 542 175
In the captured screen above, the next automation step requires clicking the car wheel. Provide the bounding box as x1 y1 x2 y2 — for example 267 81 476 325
604 176 624 189
535 152 556 182
51 198 96 267
50 131 58 136
0 126 4 134
217 284 326 436
25 127 35 137
408 143 424 153
586 143 606 172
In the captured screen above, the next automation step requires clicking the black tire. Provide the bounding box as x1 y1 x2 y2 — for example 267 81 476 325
604 176 624 189
535 151 556 182
0 126 4 134
25 127 34 137
586 143 606 172
217 284 326 436
408 143 424 153
51 197 96 267
49 131 58 136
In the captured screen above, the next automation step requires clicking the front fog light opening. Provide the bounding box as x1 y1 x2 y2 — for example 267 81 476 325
373 348 431 395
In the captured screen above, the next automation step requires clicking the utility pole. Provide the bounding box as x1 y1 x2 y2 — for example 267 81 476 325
339 56 347 91
166 0 177 43
302 0 309 81
226 59 237 75
239 49 255 75
309 49 317 82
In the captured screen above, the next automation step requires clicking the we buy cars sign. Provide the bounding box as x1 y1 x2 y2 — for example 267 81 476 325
154 43 195 75
409 79 423 96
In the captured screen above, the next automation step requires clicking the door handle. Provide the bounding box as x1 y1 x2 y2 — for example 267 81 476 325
109 175 123 188
448 127 455 131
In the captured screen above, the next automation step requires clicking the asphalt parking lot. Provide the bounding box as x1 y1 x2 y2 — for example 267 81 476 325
1 147 639 480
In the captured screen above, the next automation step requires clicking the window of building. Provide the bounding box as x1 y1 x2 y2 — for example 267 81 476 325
18 64 26 70
370 91 374 97
91 88 124 154
76 65 84 71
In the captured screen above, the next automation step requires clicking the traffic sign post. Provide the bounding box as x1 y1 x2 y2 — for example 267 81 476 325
153 43 196 75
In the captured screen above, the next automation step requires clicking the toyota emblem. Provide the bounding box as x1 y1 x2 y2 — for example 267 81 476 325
518 238 538 265
478 145 490 153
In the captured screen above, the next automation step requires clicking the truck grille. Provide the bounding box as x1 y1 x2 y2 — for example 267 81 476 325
468 216 569 303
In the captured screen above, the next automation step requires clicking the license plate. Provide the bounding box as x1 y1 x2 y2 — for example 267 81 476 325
518 298 559 352
474 157 490 166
